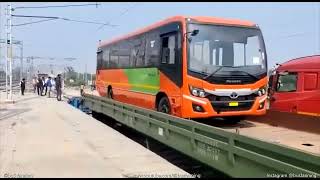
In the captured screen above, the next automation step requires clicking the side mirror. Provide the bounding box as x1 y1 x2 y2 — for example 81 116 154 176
191 29 199 36
184 29 199 42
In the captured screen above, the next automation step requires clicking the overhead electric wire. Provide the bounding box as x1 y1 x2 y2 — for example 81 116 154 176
12 14 117 27
97 3 140 30
11 3 120 28
13 3 100 10
12 14 59 19
61 18 118 26
12 18 58 26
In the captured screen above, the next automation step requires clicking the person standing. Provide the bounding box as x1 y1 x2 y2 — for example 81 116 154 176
44 76 49 96
46 77 53 98
80 84 84 96
37 77 43 96
41 76 46 96
20 78 26 96
56 74 62 101
52 77 56 93
32 77 37 93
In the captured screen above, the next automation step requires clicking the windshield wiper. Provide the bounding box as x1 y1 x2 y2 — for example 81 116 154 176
234 70 259 80
203 66 233 80
189 69 208 76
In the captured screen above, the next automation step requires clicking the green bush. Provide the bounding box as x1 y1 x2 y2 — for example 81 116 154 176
65 79 85 87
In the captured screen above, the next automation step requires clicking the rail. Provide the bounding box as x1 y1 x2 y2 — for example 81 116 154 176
0 80 20 86
0 80 20 92
82 93 320 178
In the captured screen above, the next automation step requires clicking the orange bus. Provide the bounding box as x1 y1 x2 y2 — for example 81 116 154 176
96 16 268 120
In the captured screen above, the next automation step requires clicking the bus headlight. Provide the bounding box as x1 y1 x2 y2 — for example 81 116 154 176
256 86 267 97
189 86 206 98
199 91 205 98
191 89 199 96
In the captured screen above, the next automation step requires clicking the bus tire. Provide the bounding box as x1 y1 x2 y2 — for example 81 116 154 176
107 87 113 99
157 96 171 114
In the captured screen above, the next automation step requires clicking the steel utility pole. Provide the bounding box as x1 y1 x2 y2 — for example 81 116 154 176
5 3 13 101
84 63 87 85
0 4 1 76
20 41 23 80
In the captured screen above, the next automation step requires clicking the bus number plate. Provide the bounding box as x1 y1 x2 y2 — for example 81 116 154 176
229 102 239 107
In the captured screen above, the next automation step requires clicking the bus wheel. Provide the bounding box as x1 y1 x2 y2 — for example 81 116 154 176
107 88 113 99
157 96 171 114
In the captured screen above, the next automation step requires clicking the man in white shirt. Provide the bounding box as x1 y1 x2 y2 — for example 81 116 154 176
46 77 53 98
32 77 37 93
44 77 49 96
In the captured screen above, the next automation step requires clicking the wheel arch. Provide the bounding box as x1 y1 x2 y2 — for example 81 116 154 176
155 91 169 109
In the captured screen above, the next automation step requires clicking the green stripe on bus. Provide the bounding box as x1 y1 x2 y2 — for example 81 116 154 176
124 68 160 95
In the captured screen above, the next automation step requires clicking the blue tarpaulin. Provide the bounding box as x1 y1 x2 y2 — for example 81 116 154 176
68 97 91 114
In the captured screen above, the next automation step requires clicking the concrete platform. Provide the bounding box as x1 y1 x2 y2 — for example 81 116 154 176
0 91 189 178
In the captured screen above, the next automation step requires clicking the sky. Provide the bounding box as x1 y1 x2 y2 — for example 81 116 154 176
0 2 319 74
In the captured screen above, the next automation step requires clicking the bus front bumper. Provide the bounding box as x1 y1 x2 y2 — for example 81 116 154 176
181 94 267 119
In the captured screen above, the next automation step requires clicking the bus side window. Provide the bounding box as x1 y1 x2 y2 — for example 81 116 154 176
161 35 175 64
110 48 119 69
145 30 161 66
136 49 145 67
97 49 103 70
117 41 131 68
130 48 137 67
103 49 110 69
135 35 146 67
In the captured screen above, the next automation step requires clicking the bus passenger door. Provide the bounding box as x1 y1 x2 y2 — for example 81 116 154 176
159 32 182 115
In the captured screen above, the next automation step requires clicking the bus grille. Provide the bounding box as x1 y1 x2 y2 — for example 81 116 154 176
207 95 256 112
211 100 254 112
207 94 256 101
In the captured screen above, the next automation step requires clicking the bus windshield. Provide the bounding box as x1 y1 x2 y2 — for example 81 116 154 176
187 23 267 79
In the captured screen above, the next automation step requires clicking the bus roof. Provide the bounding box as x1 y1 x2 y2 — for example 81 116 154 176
98 15 256 48
277 55 320 71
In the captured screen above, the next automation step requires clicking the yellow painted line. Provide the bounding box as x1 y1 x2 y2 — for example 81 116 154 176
297 111 320 117
103 81 159 90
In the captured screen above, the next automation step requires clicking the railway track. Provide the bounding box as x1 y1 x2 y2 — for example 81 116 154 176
88 109 320 177
0 80 20 92
91 112 228 178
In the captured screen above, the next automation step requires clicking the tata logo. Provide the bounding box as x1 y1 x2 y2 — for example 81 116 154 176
230 92 239 99
226 80 241 84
